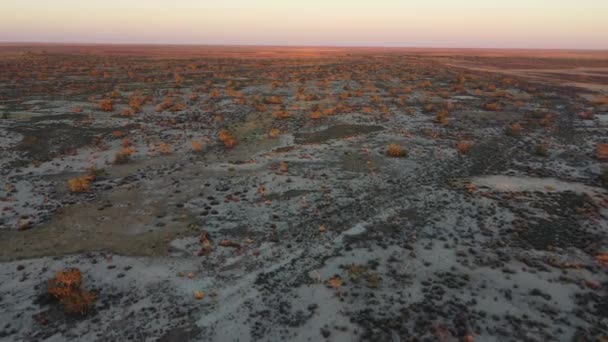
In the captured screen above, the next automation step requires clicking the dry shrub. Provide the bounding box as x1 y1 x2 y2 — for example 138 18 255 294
68 167 99 193
592 96 608 105
419 80 432 88
72 106 83 113
423 104 434 113
456 141 472 154
219 129 236 148
310 111 322 119
387 144 408 158
48 268 96 315
111 130 125 138
273 110 290 119
268 129 281 138
99 99 113 112
157 143 172 155
505 123 523 137
121 108 134 117
188 93 199 101
114 147 135 164
484 103 500 111
435 110 449 126
596 144 608 161
264 96 282 104
191 141 203 152
68 173 95 193
535 143 549 157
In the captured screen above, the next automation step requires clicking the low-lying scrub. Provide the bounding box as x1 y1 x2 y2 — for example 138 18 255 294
387 143 408 157
48 268 96 315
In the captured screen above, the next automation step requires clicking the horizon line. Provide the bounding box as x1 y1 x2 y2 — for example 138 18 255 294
1 41 607 52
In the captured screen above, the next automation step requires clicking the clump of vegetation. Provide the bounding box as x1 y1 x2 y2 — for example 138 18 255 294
68 175 93 193
268 128 280 138
483 103 500 111
310 111 322 119
114 147 135 164
67 168 99 193
456 140 472 154
386 143 408 157
273 110 290 119
596 143 608 161
505 123 523 137
156 142 172 155
601 168 608 188
48 268 96 315
534 143 549 157
191 141 203 152
435 110 449 126
264 96 282 104
219 129 236 148
99 99 113 112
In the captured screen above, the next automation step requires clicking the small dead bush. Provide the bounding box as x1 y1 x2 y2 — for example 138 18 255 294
48 268 96 315
387 143 408 158
219 129 236 148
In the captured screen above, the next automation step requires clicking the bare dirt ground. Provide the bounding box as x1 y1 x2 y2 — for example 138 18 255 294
1 45 608 341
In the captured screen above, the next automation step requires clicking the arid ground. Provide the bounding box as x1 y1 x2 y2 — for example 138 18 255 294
1 44 608 341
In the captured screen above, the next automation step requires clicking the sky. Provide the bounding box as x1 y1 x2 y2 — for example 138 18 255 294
1 0 607 49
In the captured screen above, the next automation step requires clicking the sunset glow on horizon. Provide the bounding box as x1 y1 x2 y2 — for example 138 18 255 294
1 0 607 49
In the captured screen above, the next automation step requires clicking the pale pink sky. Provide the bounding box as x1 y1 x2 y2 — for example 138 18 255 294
1 0 607 49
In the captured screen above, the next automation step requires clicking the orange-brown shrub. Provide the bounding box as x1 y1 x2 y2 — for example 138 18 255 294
484 103 500 111
268 128 280 138
456 141 473 154
114 147 135 164
191 141 203 152
273 110 291 119
387 144 408 157
219 129 236 148
596 144 608 161
505 123 523 137
99 99 113 112
157 143 172 155
310 111 322 119
435 110 449 126
48 268 96 315
264 96 282 104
